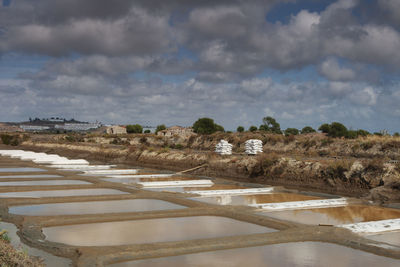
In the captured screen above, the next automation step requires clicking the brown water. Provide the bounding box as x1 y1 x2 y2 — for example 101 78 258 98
0 180 91 186
148 184 247 193
0 188 128 198
0 175 62 178
108 241 400 267
263 205 400 225
191 193 321 206
366 232 400 246
0 167 46 172
43 216 275 246
10 199 186 216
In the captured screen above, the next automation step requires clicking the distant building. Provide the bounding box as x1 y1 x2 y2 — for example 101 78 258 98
157 126 194 137
20 125 50 131
55 123 101 131
105 125 127 135
0 123 24 133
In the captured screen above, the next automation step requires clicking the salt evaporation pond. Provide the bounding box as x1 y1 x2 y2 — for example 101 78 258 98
0 180 91 186
0 188 127 198
103 176 196 185
0 167 46 172
148 184 247 193
108 241 400 267
0 175 62 179
10 199 186 216
43 216 275 246
262 205 400 225
191 193 320 205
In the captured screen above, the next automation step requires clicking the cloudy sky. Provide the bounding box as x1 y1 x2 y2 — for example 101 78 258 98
1 0 400 132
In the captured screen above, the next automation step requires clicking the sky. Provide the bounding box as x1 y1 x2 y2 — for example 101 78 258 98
1 0 400 132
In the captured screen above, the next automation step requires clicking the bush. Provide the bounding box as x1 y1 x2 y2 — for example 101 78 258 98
0 134 13 145
155 124 166 134
394 132 400 137
328 122 348 137
301 126 316 134
249 126 257 132
237 126 244 133
318 123 331 133
346 130 358 139
175 144 184 149
193 117 224 134
284 128 299 136
357 129 370 137
126 124 143 133
144 130 151 134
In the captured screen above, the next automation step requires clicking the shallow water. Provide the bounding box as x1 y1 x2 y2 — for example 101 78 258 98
0 167 46 172
0 222 71 267
191 193 321 206
0 188 128 198
108 241 400 267
366 231 400 246
10 199 186 216
262 205 400 225
43 216 275 246
0 180 91 186
148 184 247 193
0 174 62 179
103 176 195 184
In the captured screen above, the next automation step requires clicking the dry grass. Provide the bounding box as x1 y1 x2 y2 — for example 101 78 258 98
0 239 44 267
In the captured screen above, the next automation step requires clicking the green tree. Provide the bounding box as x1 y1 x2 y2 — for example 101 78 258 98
261 116 281 134
318 123 331 133
328 122 348 138
394 132 400 137
284 128 299 136
346 130 358 139
237 126 244 133
249 126 257 132
144 130 151 133
155 124 166 134
126 124 143 133
193 118 223 134
301 126 316 134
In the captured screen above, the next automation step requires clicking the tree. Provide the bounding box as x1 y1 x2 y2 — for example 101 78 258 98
249 126 257 132
284 128 299 136
237 126 244 133
318 123 331 133
144 130 151 133
328 122 348 138
356 129 370 137
155 124 166 134
193 118 223 134
301 126 316 134
261 116 281 134
394 132 400 137
126 124 143 133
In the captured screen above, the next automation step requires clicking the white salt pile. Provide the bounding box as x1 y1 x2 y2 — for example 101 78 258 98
215 140 233 155
245 139 263 155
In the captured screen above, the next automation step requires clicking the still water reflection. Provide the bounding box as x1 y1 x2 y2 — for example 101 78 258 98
0 168 45 172
0 188 127 198
10 199 185 216
43 216 275 246
263 205 400 225
108 241 400 267
191 193 320 205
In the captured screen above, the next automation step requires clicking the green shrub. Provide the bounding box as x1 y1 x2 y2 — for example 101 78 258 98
0 134 13 145
284 128 299 136
237 126 244 133
318 123 330 133
175 144 184 149
193 118 224 134
301 126 316 134
126 124 143 133
144 130 151 133
249 126 257 132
